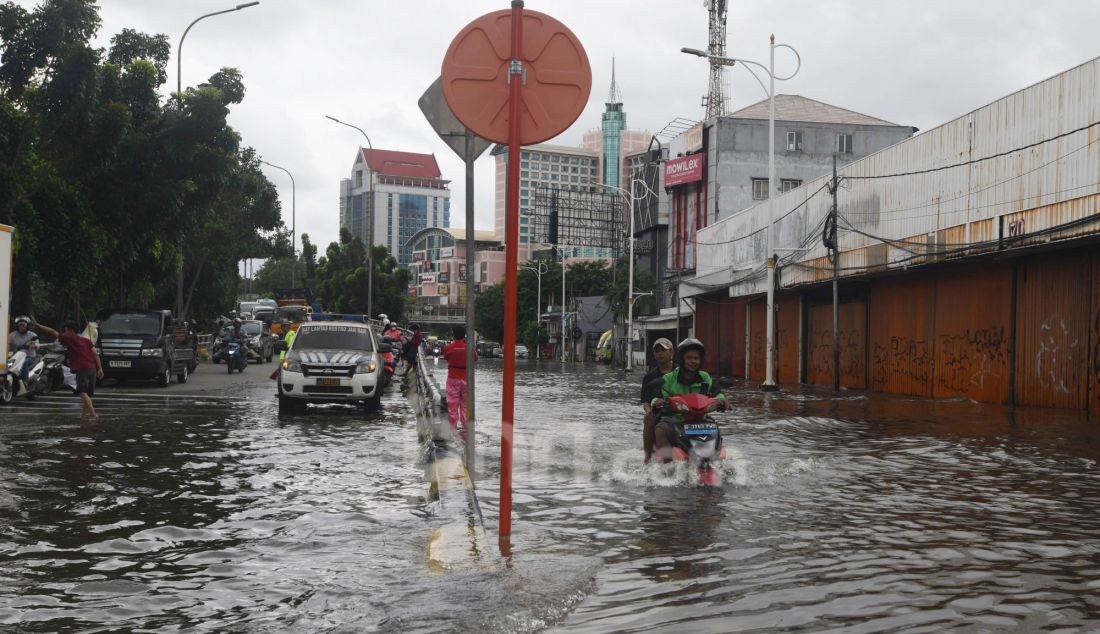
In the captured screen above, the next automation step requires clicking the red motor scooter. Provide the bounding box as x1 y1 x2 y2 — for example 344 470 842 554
650 377 732 486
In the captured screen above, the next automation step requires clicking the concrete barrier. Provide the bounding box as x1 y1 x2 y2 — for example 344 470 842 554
407 353 493 572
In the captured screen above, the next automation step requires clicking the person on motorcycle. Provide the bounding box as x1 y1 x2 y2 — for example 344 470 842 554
640 337 675 463
650 338 728 459
8 316 39 381
228 319 247 344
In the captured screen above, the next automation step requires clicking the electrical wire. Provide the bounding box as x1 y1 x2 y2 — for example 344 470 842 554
845 119 1100 181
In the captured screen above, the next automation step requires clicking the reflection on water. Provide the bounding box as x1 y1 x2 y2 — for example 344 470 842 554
1 362 1100 631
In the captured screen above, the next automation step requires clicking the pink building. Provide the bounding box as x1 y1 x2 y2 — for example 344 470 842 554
406 227 506 307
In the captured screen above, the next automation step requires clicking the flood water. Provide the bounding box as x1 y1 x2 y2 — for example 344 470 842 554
2 361 1100 631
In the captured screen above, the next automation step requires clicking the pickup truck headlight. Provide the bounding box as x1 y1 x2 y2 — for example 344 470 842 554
282 357 302 373
355 358 378 374
141 349 163 357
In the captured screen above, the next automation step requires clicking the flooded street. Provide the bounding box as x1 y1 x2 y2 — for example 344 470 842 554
2 361 1100 631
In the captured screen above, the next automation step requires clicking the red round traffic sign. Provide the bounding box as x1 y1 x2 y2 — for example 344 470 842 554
441 9 591 145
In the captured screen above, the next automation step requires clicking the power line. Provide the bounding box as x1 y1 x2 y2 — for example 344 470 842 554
845 119 1100 181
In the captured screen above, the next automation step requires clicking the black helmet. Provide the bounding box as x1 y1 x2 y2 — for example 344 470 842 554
677 337 705 364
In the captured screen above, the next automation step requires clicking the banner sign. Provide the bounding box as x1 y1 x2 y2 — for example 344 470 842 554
664 154 703 187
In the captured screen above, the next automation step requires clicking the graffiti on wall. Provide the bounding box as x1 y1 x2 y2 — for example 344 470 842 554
871 337 931 391
1036 315 1080 394
936 326 1008 395
808 327 865 382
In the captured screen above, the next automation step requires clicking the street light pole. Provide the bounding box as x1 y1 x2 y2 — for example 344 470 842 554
174 1 260 318
259 160 295 286
559 246 567 363
601 179 659 372
325 115 375 320
681 35 800 392
520 261 547 358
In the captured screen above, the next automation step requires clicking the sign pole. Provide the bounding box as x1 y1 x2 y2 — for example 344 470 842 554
464 130 477 479
499 0 525 545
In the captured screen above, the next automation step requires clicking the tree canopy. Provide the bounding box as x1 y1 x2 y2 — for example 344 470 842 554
0 0 286 328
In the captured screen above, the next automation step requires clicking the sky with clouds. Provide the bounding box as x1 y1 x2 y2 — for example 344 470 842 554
26 0 1100 251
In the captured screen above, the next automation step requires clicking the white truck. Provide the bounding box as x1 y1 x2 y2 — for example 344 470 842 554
276 321 391 414
0 223 14 404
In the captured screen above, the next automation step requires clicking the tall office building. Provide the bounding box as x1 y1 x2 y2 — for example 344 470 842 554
582 60 651 190
339 148 450 265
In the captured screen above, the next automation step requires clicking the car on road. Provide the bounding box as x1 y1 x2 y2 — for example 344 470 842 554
242 320 274 363
476 341 499 358
515 344 529 358
276 321 391 414
491 344 502 358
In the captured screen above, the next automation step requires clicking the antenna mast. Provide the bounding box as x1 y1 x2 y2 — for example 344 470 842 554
703 0 728 119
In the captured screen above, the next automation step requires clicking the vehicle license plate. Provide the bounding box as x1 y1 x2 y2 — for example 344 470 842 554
317 377 341 387
683 423 718 436
109 360 131 368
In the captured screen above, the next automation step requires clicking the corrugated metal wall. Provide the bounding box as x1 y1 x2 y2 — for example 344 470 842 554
719 301 746 379
806 302 867 389
749 299 767 382
1014 251 1092 410
1091 251 1100 416
777 294 800 384
932 263 1013 404
869 276 935 397
695 300 720 375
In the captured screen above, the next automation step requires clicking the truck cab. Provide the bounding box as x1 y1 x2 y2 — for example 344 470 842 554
96 309 196 386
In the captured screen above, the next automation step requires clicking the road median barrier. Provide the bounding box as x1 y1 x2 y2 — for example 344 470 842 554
408 353 494 573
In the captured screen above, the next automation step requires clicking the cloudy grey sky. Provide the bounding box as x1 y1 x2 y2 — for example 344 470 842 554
42 1 1100 250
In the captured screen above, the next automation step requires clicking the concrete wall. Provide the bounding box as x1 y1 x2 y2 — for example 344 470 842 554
709 117 913 222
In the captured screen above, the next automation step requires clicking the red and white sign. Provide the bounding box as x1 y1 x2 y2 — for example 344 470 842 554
664 154 703 187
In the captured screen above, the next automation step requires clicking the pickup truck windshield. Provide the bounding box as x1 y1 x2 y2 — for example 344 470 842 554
242 322 262 336
294 325 375 352
275 307 308 322
100 314 161 336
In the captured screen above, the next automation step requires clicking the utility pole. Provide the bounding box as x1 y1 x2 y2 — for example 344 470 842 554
828 153 840 393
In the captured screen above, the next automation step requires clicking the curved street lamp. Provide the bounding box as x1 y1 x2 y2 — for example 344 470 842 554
259 160 296 286
682 35 801 391
325 115 376 320
601 178 660 372
174 1 260 317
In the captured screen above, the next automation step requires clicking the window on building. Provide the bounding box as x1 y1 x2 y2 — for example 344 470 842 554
752 178 769 200
551 155 559 163
521 151 529 159
521 171 529 178
520 197 528 206
521 161 529 168
354 171 363 188
786 131 803 151
529 152 538 160
838 134 853 154
780 179 802 193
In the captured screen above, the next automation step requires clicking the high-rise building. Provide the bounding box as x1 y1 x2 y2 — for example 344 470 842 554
582 60 651 191
491 60 651 260
339 148 450 265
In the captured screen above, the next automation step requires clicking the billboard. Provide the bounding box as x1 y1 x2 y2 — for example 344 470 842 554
664 154 703 187
440 246 455 258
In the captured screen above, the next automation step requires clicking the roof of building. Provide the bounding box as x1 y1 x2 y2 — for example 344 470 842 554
361 149 442 178
404 225 500 249
490 142 598 157
442 227 498 243
726 94 902 127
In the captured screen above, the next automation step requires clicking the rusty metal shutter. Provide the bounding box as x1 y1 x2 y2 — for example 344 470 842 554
870 275 935 397
806 301 867 389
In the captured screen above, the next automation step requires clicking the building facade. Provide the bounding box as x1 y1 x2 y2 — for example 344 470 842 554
684 58 1100 413
491 143 600 248
405 227 505 308
339 149 451 266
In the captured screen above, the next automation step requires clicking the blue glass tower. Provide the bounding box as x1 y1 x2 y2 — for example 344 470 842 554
601 59 625 187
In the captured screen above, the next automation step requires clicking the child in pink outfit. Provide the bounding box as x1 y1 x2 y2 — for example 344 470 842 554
442 326 476 431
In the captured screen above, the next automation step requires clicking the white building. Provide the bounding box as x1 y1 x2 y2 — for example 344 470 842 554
340 149 450 265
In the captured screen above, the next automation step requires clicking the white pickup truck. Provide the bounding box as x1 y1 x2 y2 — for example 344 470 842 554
276 321 392 414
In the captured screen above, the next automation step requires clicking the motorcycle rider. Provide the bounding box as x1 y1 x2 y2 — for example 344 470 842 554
640 337 675 463
9 316 39 381
650 338 728 459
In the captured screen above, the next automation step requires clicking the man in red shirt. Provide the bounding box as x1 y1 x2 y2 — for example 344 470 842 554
34 319 103 420
442 325 476 432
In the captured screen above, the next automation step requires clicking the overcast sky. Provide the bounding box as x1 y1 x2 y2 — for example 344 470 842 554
35 0 1100 251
